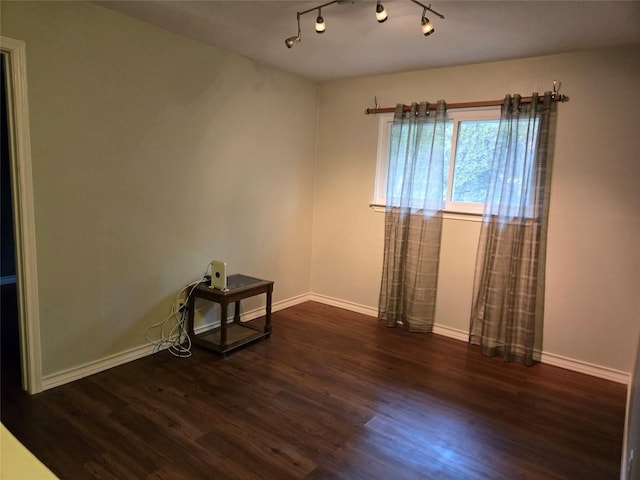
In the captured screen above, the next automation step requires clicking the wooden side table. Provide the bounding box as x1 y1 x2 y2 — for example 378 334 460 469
186 274 273 354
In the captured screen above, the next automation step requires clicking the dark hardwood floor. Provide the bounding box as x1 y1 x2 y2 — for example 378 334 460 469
1 301 627 479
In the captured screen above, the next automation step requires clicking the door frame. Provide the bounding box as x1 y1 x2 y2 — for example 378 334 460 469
1 36 42 394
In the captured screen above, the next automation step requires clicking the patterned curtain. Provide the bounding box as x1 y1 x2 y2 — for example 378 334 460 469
378 101 447 332
470 92 554 365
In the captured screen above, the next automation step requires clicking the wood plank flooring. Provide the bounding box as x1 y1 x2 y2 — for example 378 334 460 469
1 301 628 479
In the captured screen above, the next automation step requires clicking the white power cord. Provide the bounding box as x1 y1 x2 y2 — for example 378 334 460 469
146 262 212 358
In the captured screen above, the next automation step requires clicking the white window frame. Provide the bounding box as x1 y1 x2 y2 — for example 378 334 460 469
373 107 501 216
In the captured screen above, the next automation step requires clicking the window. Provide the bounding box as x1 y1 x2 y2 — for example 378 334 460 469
374 108 506 215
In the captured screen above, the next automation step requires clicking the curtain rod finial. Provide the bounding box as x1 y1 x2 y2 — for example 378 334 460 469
553 80 562 98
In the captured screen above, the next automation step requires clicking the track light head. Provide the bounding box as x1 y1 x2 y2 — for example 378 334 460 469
315 9 325 33
285 35 300 48
421 16 434 36
285 12 302 48
376 1 388 23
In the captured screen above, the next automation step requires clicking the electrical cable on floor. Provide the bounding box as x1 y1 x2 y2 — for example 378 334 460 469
145 262 212 358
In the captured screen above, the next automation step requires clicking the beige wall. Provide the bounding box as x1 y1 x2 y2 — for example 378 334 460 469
312 45 640 373
1 1 318 376
2 0 639 380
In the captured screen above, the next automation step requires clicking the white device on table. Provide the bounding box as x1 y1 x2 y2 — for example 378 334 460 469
210 260 228 290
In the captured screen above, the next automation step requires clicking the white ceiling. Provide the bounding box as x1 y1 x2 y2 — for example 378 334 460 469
95 0 640 82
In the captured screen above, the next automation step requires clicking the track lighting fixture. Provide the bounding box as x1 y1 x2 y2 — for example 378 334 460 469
284 0 444 48
376 1 388 23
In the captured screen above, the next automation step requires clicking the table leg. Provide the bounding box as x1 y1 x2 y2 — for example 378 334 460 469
186 293 196 339
265 285 273 334
220 301 228 350
233 300 241 324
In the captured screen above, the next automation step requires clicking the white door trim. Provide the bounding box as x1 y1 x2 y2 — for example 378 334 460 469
1 35 42 394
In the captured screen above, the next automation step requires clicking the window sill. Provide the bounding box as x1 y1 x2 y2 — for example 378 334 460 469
369 204 483 222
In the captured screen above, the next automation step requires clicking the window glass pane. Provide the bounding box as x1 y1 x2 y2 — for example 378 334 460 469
387 123 406 202
387 120 452 207
487 117 539 215
375 108 541 216
451 119 500 203
442 122 453 201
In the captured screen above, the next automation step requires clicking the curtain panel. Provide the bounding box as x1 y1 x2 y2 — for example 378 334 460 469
378 101 447 332
470 92 555 365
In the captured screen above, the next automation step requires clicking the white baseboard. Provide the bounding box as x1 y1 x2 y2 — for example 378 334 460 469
432 324 469 342
194 293 312 334
307 293 378 317
307 295 630 385
40 293 629 390
540 351 629 384
40 294 313 391
272 292 314 313
41 343 156 391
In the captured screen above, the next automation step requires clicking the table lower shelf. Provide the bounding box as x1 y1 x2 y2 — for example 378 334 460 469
192 321 270 354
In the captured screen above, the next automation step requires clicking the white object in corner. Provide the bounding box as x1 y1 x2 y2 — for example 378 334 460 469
210 260 227 290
